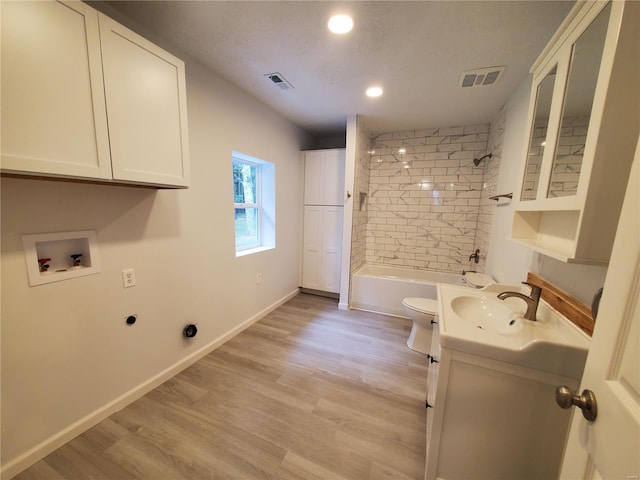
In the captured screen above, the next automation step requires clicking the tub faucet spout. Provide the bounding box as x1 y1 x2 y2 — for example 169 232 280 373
497 282 542 321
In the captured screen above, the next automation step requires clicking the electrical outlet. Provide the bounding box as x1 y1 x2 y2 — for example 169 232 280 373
256 273 262 284
122 269 136 288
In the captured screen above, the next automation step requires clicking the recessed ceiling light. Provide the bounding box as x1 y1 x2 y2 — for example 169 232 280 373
366 86 383 97
398 148 406 154
328 15 353 34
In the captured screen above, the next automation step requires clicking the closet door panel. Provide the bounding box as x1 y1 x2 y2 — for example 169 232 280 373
304 151 324 205
323 150 346 206
302 206 323 290
320 206 344 293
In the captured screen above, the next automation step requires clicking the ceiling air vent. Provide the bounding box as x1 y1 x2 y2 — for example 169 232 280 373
458 66 506 88
264 72 294 91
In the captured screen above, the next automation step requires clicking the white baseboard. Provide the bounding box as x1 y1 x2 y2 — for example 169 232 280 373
349 303 409 319
1 288 300 480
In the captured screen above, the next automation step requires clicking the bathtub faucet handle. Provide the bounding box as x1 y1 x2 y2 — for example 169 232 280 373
469 249 480 263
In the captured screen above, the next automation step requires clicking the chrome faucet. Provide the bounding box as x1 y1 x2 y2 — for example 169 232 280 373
497 281 542 321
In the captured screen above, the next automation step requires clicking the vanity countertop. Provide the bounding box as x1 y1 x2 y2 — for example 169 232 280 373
437 283 590 378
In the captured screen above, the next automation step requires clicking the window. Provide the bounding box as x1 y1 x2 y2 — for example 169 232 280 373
232 152 275 255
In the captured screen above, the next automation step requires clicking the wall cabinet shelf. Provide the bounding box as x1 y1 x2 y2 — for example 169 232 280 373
1 0 190 188
510 1 639 263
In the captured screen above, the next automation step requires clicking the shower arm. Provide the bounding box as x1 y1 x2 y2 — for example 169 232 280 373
473 153 492 166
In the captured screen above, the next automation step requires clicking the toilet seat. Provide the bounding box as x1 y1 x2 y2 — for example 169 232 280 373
464 272 494 289
402 297 438 315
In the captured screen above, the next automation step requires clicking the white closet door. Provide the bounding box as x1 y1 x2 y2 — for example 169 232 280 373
99 13 190 187
320 206 344 293
302 206 323 290
1 0 111 179
323 150 346 206
304 151 324 205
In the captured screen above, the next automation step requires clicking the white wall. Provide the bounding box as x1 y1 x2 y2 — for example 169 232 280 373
1 34 310 475
486 78 607 304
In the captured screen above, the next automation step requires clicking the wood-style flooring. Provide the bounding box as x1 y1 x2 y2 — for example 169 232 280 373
15 293 428 480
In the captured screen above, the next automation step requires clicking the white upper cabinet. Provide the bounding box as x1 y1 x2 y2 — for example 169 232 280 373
99 14 189 187
1 1 112 180
511 1 639 263
1 1 190 188
304 149 345 205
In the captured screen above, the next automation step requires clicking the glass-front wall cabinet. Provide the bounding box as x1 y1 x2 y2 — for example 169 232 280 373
519 2 611 204
521 65 557 202
547 3 611 199
511 1 637 264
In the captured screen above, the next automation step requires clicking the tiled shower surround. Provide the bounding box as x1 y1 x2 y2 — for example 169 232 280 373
350 118 371 274
476 105 507 273
364 125 492 273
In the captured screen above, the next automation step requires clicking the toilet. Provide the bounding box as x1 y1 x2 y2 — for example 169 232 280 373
403 272 495 354
402 297 438 354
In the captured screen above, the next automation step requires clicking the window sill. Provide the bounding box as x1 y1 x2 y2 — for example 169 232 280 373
235 245 274 258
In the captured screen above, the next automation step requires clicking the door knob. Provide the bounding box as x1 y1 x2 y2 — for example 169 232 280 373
555 386 598 421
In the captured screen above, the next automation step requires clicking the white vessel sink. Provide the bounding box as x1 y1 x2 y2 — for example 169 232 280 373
437 283 590 378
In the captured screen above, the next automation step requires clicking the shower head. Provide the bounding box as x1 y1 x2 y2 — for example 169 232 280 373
473 153 492 166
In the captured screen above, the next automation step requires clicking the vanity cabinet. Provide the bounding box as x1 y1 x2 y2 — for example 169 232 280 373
1 0 190 188
424 330 580 480
511 1 638 263
301 149 345 293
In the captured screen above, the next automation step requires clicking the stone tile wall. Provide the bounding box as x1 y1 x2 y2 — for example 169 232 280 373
364 125 490 273
350 118 371 274
475 104 507 273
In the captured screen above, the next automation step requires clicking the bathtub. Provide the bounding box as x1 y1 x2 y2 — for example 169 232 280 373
350 264 466 317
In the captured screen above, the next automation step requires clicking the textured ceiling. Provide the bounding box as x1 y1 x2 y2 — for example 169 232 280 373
105 1 575 136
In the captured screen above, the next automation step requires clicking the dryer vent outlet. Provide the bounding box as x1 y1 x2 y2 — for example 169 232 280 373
183 324 198 338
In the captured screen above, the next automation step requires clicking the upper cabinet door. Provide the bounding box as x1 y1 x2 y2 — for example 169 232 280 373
520 63 562 202
1 1 112 179
303 149 345 205
545 3 611 200
304 151 324 205
99 14 190 187
323 149 346 206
